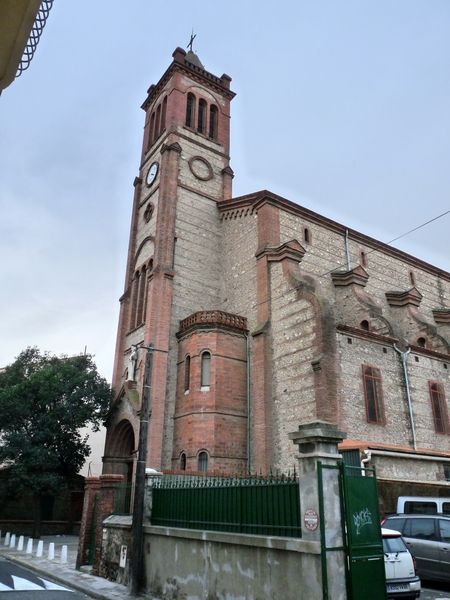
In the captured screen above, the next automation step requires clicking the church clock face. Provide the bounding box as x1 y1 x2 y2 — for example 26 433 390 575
146 161 159 186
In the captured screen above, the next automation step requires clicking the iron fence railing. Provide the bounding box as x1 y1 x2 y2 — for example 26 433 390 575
150 474 301 537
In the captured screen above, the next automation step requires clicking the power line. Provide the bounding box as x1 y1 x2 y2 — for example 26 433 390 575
247 207 449 312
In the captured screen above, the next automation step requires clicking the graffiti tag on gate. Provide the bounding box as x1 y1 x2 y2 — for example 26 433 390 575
353 508 373 535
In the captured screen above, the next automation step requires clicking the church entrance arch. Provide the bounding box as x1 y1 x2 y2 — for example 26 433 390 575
104 419 135 485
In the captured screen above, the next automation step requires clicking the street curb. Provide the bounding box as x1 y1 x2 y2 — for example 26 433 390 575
1 552 143 600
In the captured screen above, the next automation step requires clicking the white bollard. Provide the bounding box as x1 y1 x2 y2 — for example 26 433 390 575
48 542 55 560
4 532 10 546
9 534 16 549
36 540 43 557
26 538 33 554
60 545 68 564
17 536 24 551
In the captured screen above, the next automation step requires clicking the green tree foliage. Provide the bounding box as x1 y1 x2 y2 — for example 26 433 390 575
0 347 112 496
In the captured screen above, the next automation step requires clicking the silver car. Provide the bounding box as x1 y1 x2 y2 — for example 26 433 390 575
383 514 450 583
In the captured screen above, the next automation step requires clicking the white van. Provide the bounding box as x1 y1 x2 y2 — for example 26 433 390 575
397 496 450 515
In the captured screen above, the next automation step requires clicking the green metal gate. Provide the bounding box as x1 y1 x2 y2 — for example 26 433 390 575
341 464 386 600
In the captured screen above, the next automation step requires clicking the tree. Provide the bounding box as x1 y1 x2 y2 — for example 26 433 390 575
0 347 112 537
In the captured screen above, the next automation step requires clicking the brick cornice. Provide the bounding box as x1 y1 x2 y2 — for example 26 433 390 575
385 287 423 307
336 324 398 345
141 50 235 111
331 265 369 287
255 239 305 263
177 310 248 338
222 165 234 178
433 308 450 325
338 324 449 359
161 141 182 155
218 190 450 282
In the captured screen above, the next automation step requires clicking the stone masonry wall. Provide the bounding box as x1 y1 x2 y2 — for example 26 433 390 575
270 262 317 472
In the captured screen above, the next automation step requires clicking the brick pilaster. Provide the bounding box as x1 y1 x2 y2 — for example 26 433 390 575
92 474 124 575
76 477 101 569
145 140 181 469
252 202 280 473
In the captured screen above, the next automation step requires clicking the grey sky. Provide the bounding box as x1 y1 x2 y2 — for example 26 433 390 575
1 0 449 379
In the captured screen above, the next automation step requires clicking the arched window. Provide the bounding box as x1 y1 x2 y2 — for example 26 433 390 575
360 251 368 268
209 104 218 139
185 93 195 127
304 227 311 244
149 112 155 148
429 382 448 434
155 104 161 140
137 266 146 325
161 96 167 133
201 351 211 388
197 99 206 134
417 337 426 348
198 451 208 472
362 365 384 424
129 271 140 330
180 452 186 471
360 320 370 331
184 355 191 392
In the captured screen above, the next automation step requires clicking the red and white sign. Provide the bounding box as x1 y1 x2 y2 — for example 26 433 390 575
304 508 319 531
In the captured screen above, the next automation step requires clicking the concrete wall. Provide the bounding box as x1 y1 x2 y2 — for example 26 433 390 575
101 520 324 600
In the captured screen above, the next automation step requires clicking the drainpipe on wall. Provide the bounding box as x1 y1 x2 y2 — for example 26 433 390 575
393 345 417 451
344 229 351 270
360 449 371 475
245 332 251 473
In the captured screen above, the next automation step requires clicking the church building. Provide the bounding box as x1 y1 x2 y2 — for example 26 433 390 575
103 47 450 506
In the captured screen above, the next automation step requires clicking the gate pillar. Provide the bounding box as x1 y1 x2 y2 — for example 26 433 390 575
289 420 346 600
76 477 101 569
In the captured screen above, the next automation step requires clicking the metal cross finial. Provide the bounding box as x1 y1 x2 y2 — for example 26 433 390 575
187 30 196 52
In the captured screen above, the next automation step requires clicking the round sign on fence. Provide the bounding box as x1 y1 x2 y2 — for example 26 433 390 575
304 508 319 531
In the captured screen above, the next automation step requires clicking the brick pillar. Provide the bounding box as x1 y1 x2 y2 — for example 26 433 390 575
92 474 124 575
76 477 101 569
289 421 347 600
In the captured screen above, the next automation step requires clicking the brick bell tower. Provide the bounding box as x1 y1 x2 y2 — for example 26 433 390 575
104 47 248 477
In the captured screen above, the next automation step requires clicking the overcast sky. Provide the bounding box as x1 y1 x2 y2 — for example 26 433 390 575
1 0 449 381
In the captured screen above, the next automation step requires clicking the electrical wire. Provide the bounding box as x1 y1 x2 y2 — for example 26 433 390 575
244 207 450 312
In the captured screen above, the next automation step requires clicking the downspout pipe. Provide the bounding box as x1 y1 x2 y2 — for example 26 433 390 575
393 345 417 451
245 332 251 473
344 229 351 270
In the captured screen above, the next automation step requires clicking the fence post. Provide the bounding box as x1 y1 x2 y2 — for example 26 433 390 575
92 474 124 575
76 476 101 569
144 468 163 523
289 420 346 600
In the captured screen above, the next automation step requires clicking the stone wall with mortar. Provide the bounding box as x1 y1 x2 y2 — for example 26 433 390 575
270 262 318 471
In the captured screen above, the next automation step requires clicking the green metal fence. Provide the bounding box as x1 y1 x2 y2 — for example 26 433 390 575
150 474 301 537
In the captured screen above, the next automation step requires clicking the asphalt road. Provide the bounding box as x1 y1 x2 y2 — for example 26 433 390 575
0 557 90 599
422 581 450 600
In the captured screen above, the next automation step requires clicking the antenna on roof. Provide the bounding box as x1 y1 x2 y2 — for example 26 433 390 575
187 30 196 52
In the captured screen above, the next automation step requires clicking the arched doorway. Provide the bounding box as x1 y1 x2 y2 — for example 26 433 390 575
103 419 135 485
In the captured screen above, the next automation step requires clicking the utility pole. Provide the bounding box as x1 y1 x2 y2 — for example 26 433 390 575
130 343 153 595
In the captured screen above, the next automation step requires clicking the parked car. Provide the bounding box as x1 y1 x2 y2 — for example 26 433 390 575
382 514 450 583
397 496 450 515
382 527 421 599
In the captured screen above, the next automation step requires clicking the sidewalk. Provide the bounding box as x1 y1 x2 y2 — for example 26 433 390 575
0 534 146 600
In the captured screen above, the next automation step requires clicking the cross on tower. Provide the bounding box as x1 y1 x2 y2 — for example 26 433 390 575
187 30 196 52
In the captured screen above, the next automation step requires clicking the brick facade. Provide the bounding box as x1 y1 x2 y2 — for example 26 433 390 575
104 48 450 492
